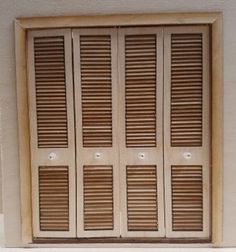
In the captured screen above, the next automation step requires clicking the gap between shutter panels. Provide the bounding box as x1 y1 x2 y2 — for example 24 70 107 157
33 36 68 148
170 33 203 147
39 166 69 231
125 34 157 148
80 35 113 148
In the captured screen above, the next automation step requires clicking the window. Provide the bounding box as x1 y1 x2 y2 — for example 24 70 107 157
27 25 210 240
15 13 223 246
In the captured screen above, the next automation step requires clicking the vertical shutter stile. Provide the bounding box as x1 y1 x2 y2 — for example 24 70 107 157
73 28 120 237
118 27 165 237
28 29 76 238
164 26 210 238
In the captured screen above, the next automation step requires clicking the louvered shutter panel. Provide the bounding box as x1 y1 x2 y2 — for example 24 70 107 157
73 28 120 237
28 29 76 237
163 26 210 238
118 27 165 237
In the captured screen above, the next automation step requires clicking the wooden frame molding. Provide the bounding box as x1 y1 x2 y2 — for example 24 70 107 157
15 12 223 246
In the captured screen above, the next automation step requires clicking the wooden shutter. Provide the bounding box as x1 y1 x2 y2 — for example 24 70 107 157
163 26 210 238
118 27 165 237
28 29 76 237
73 28 120 237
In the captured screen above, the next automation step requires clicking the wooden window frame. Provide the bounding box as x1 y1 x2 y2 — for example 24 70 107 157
15 12 223 246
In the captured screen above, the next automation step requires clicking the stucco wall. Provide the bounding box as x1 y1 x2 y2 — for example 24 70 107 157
1 0 236 247
0 168 2 213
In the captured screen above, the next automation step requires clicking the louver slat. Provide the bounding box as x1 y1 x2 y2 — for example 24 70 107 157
39 166 69 231
125 35 157 148
80 35 112 147
126 165 158 231
83 166 114 230
171 166 203 231
171 34 203 147
34 36 68 148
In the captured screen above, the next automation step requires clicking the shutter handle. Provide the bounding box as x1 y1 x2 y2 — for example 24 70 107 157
138 152 145 160
48 152 57 161
183 152 192 160
94 152 102 159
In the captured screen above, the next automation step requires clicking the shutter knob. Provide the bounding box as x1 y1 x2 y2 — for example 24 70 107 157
94 152 102 159
48 152 57 161
138 152 145 160
183 152 192 160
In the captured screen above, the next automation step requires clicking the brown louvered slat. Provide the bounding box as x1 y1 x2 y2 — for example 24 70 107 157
34 36 68 148
125 35 157 148
171 165 203 231
39 166 69 231
126 165 158 231
80 35 112 147
171 33 203 147
83 165 114 230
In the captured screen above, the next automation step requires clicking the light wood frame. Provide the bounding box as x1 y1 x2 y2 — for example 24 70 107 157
15 12 223 246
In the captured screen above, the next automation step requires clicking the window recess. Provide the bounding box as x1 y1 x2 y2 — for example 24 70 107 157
27 25 211 241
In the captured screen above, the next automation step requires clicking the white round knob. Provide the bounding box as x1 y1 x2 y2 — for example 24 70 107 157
48 152 57 161
94 152 102 159
183 152 192 160
138 152 145 160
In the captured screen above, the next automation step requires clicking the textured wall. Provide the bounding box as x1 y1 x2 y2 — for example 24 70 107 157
0 0 236 247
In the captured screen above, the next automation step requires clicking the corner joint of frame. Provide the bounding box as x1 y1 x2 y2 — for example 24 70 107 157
15 19 26 31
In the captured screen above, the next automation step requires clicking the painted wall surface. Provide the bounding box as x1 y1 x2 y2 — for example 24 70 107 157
0 168 2 213
0 0 235 247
